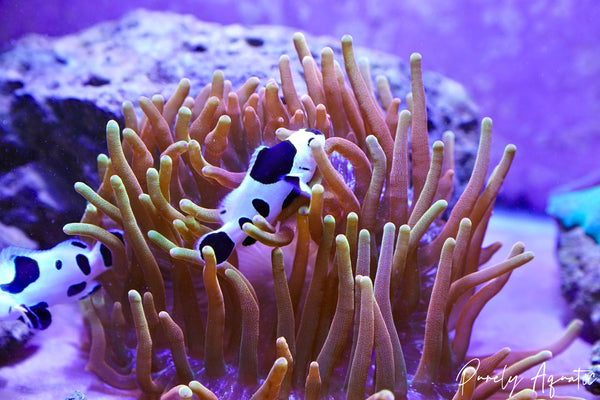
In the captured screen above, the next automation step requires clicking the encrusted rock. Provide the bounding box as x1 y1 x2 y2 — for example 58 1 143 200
556 225 600 341
591 340 600 365
583 364 600 395
0 9 480 247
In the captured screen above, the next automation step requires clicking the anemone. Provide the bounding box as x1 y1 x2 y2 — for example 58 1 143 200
63 33 583 399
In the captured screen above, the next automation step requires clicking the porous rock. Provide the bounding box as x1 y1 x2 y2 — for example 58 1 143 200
556 225 600 341
583 363 600 395
0 9 480 247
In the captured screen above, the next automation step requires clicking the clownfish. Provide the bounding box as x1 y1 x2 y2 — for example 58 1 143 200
0 232 122 329
196 128 323 264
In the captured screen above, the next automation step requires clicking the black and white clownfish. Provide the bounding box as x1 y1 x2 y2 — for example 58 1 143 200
0 232 122 330
196 127 324 264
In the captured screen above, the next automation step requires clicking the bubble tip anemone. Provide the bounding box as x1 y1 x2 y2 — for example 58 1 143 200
62 31 581 400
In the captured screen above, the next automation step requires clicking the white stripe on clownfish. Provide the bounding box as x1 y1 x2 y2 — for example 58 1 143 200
195 128 323 264
0 231 123 329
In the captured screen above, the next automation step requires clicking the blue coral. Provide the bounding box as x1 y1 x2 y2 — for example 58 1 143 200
547 185 600 243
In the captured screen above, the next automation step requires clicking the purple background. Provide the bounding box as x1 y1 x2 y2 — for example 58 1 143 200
1 0 599 212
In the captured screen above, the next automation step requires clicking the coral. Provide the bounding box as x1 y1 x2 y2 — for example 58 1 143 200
63 33 583 399
547 184 600 243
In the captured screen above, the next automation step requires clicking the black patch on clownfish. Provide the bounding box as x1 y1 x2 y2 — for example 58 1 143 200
252 198 270 218
111 231 125 244
238 215 258 246
284 175 301 188
55 260 62 270
22 306 39 329
79 283 101 300
238 217 252 230
237 217 257 246
88 283 101 295
30 302 51 330
76 254 91 275
198 232 235 264
71 241 87 249
99 244 112 267
1 256 40 294
67 281 87 297
250 141 296 184
242 237 257 246
282 189 299 209
21 302 52 330
305 128 323 136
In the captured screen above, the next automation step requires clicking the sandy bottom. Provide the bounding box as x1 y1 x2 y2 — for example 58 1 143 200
468 210 594 399
0 210 594 399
